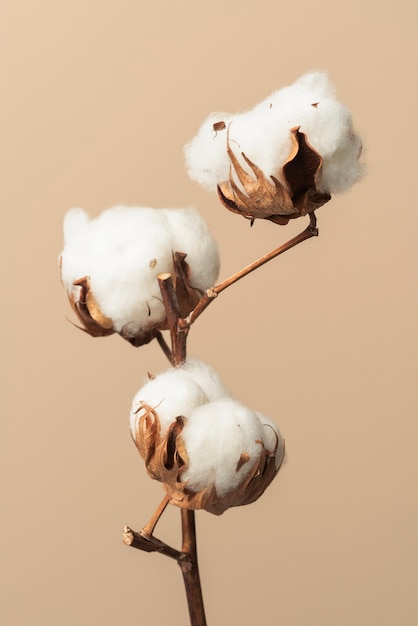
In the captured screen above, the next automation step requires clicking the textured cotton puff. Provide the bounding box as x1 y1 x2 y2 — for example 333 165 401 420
181 357 230 401
181 398 284 497
184 70 364 196
130 359 228 436
60 205 220 340
130 368 209 437
130 359 284 513
160 208 220 289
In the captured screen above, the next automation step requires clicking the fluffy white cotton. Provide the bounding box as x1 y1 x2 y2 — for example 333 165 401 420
160 209 220 290
185 70 364 195
60 205 219 337
180 358 230 401
130 368 209 436
61 208 93 284
130 359 227 436
181 398 280 497
130 359 283 498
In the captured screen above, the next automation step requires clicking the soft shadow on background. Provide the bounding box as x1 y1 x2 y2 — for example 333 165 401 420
1 1 417 625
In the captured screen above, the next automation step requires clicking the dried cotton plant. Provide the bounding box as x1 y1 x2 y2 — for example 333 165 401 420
60 71 364 626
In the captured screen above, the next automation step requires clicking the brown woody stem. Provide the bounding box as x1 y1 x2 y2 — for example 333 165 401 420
181 213 318 329
157 273 188 365
141 494 170 536
179 509 206 626
125 272 206 626
122 525 183 560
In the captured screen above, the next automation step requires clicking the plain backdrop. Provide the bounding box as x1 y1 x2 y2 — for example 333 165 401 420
1 1 417 625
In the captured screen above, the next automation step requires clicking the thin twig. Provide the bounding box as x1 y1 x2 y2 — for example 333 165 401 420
122 525 183 561
141 494 170 536
181 213 318 329
158 273 188 365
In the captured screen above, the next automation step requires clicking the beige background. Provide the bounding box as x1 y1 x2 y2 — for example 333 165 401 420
1 1 417 625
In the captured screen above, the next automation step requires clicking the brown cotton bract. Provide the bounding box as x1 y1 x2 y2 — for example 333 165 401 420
217 126 331 225
63 252 201 347
133 402 283 516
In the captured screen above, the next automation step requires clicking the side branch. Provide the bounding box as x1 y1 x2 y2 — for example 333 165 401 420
181 213 318 329
123 526 184 561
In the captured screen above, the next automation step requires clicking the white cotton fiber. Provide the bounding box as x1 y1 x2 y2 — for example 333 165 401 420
61 208 93 286
181 398 269 497
86 207 172 336
180 358 230 401
60 205 220 339
185 70 364 196
130 368 209 437
160 208 220 290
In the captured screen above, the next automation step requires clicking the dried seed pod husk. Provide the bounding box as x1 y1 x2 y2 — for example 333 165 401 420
68 277 115 338
217 126 331 225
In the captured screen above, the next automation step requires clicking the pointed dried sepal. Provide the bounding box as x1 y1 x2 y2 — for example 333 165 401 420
132 402 190 498
281 127 331 218
172 251 202 318
69 277 115 338
68 276 160 346
217 126 331 225
67 277 161 346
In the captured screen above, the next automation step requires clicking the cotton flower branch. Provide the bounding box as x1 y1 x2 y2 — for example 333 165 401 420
60 69 365 626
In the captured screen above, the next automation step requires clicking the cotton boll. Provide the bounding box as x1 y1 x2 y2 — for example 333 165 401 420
180 358 230 401
160 208 220 289
181 398 266 497
185 70 364 205
131 361 284 514
60 205 221 344
130 368 209 438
